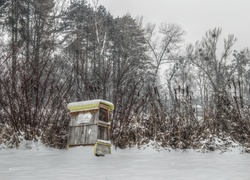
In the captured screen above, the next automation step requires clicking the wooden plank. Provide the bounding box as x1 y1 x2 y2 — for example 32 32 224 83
98 121 110 127
68 125 98 146
97 125 110 141
70 109 98 116
84 125 98 144
70 112 98 126
94 141 111 156
68 126 85 145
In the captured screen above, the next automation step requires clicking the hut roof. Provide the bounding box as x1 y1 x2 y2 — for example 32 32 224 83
67 99 114 112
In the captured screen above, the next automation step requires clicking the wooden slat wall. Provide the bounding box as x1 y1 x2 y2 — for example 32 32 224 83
68 109 99 146
68 102 112 147
70 110 99 126
68 125 98 145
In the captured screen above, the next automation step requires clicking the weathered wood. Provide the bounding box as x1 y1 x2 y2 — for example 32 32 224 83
68 125 98 145
70 111 98 126
97 125 110 141
67 99 114 150
84 125 98 144
71 109 98 116
94 141 111 156
68 126 85 145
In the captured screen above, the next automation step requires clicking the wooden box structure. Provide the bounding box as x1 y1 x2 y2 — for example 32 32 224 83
67 99 114 156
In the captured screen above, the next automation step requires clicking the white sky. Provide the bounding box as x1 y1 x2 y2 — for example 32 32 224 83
98 0 250 51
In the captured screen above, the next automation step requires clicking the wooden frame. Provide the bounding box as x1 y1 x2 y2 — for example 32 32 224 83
67 99 114 156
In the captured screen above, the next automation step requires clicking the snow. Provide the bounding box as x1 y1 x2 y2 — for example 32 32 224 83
67 99 114 111
1 142 250 180
77 113 92 124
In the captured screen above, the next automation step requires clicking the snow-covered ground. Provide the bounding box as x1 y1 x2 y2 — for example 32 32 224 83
0 142 250 180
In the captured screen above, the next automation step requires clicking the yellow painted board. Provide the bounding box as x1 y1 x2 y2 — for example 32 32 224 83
94 141 112 156
67 99 114 112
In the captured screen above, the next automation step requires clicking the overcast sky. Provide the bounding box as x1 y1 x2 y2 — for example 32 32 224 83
99 0 250 51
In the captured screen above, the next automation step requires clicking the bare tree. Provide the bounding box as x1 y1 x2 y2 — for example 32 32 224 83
186 28 250 133
144 23 185 108
0 0 74 148
145 23 185 77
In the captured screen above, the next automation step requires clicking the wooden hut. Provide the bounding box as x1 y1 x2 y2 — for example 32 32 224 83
67 99 114 156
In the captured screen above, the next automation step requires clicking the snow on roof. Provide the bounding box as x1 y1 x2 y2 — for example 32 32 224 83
67 99 114 112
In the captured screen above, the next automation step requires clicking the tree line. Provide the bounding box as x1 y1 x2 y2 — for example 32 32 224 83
0 0 250 152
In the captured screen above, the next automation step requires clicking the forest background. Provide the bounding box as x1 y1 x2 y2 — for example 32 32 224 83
0 0 250 152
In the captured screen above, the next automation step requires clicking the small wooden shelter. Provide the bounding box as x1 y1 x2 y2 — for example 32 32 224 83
67 99 114 156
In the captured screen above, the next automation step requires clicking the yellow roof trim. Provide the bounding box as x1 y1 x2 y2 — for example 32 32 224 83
67 99 114 112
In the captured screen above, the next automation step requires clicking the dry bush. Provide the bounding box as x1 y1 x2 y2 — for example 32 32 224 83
111 84 250 153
